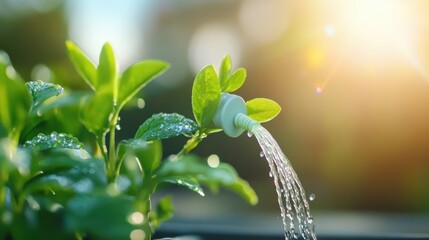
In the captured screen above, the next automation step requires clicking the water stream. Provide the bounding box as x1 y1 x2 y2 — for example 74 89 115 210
251 125 316 240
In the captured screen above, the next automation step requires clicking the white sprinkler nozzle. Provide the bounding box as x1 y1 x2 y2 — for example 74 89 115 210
213 93 260 137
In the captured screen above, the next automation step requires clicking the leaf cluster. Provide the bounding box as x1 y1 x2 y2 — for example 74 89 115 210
0 44 282 239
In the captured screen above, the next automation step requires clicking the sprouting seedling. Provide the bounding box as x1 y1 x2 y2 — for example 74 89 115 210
65 41 169 180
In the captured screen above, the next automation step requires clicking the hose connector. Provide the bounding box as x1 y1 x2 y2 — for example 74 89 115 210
213 93 260 137
234 113 260 132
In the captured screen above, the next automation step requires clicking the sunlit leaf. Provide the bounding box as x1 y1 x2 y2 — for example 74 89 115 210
118 60 169 109
26 80 64 112
65 41 97 90
219 54 231 88
135 113 198 141
192 65 221 128
246 98 281 123
157 155 258 205
222 68 246 93
97 42 117 98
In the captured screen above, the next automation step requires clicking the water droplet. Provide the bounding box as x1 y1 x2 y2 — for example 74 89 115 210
36 110 42 116
269 171 273 178
116 124 121 130
247 131 253 137
260 151 265 157
309 193 315 201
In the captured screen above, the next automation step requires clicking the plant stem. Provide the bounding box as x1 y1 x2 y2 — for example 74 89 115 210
96 135 108 163
107 110 120 182
176 130 206 159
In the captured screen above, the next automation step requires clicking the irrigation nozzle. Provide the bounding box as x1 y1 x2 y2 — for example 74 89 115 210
213 93 260 138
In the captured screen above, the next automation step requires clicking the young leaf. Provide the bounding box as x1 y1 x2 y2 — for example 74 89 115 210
222 68 246 93
65 41 97 90
118 60 169 109
97 42 117 98
156 155 258 205
23 132 84 152
26 80 64 112
80 90 114 136
151 196 174 229
246 98 282 123
192 65 221 128
219 54 231 87
135 113 198 141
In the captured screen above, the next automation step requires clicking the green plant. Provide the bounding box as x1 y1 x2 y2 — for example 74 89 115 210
0 42 280 240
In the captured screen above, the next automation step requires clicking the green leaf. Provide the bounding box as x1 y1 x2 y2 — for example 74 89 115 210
65 193 136 240
192 65 221 128
36 91 90 115
162 176 204 196
118 60 169 109
80 90 114 136
117 139 162 176
65 41 97 90
219 55 231 87
97 42 117 99
222 68 246 93
26 80 64 113
246 98 282 123
157 155 258 205
0 51 31 139
135 113 198 141
23 132 84 152
151 196 174 229
23 153 106 198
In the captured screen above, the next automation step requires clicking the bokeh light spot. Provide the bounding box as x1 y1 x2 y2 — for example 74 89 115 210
207 154 220 168
130 229 145 240
188 22 241 74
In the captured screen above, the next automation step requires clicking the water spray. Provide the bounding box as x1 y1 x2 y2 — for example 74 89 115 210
212 93 317 240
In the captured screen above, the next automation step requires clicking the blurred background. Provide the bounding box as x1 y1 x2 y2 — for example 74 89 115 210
1 0 429 235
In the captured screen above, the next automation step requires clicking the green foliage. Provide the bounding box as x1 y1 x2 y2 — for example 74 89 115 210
0 41 284 239
135 113 198 141
80 90 114 136
157 155 258 205
0 51 31 141
246 98 282 123
117 139 162 177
